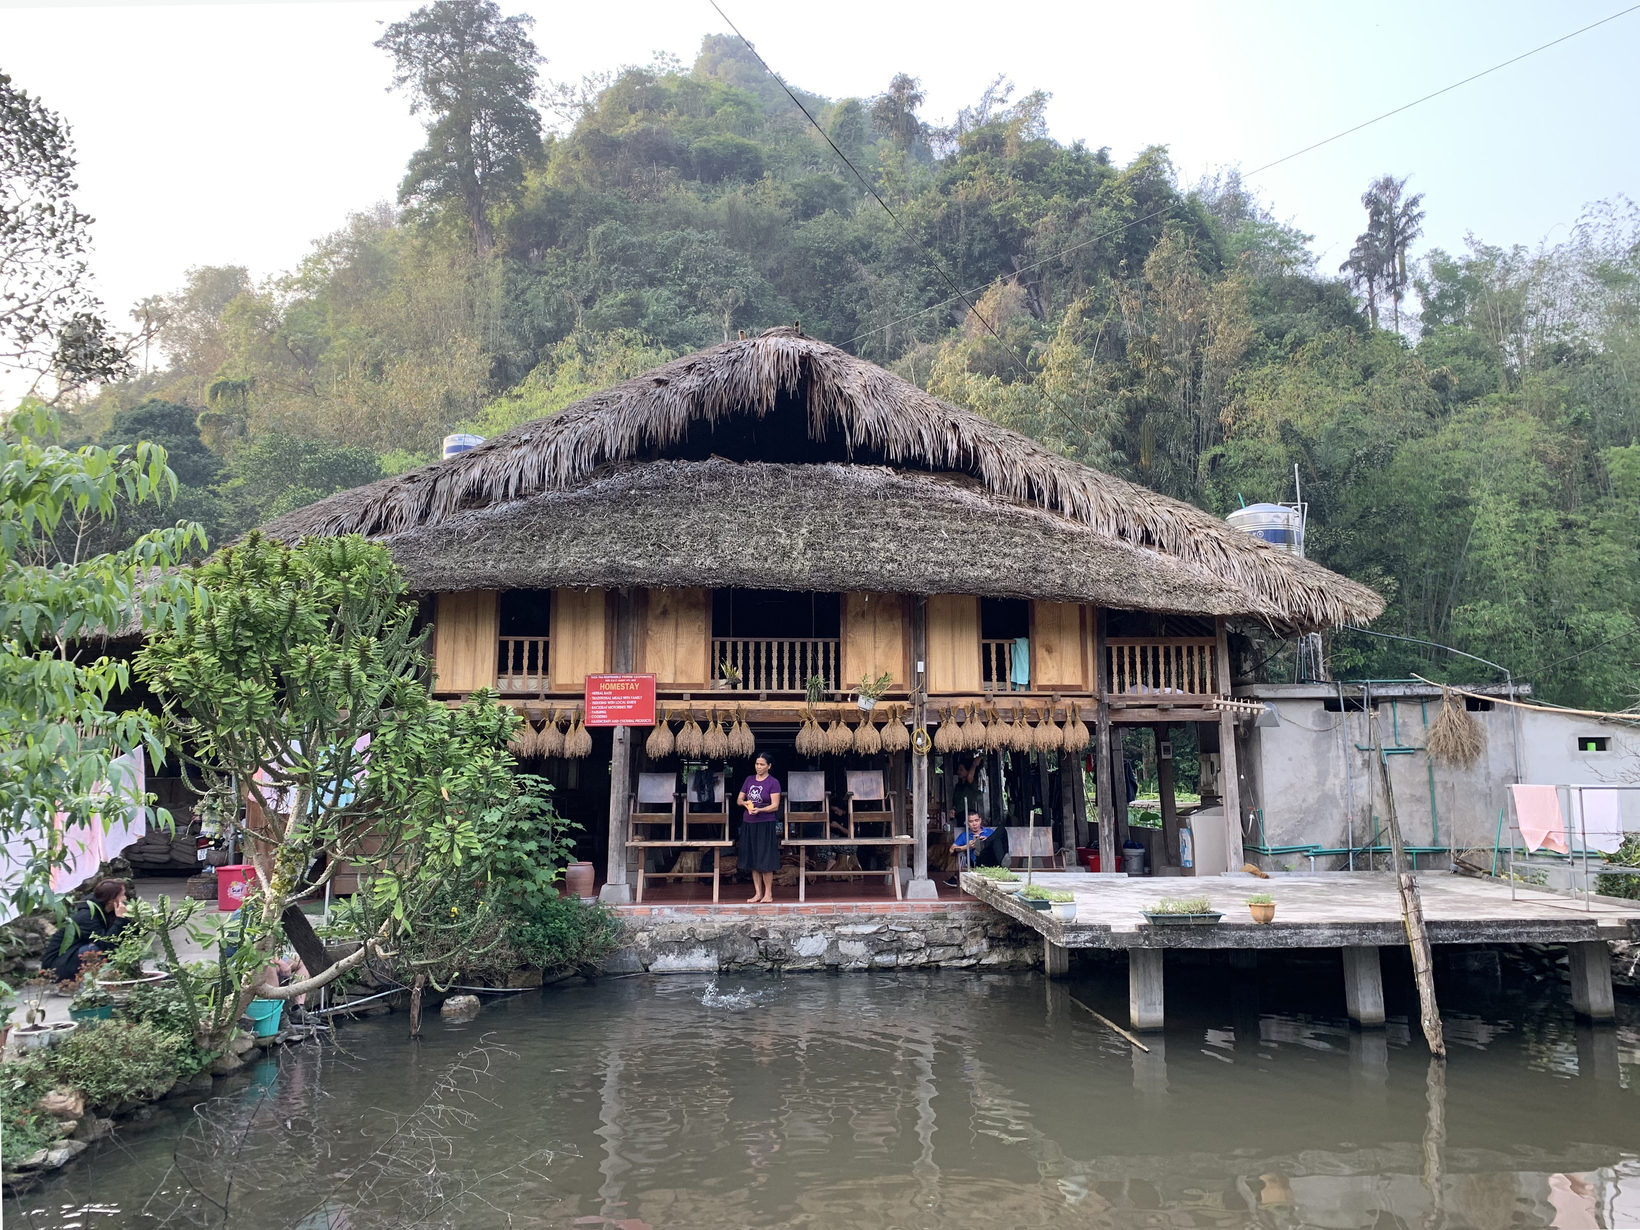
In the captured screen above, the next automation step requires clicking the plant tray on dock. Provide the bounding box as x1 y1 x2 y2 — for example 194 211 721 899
1141 911 1222 926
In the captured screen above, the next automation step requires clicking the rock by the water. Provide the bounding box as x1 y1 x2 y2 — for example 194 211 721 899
440 994 481 1022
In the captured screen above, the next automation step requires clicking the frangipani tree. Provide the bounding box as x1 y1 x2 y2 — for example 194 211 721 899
0 402 205 914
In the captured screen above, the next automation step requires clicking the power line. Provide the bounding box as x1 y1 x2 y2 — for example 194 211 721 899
832 3 1640 350
706 0 1037 384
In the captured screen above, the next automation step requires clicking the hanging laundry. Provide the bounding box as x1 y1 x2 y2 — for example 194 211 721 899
1009 637 1030 690
1575 788 1625 854
1510 784 1567 853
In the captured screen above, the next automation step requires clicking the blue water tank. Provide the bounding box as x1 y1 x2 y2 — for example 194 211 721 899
1226 503 1304 556
442 433 484 459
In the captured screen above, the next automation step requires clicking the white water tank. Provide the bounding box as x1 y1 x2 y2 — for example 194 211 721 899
442 433 484 459
1227 502 1304 556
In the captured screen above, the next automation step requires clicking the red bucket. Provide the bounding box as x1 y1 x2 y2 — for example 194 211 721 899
1076 847 1100 873
217 864 255 911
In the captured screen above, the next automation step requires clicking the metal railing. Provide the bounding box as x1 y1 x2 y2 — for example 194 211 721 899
1106 637 1217 696
497 636 550 697
981 639 1020 691
713 637 841 693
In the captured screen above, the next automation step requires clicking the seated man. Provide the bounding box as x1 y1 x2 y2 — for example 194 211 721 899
946 811 1009 886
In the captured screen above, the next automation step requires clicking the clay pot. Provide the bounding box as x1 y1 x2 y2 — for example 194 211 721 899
1248 901 1276 925
562 861 596 900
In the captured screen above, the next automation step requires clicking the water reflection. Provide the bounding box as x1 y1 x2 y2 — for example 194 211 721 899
5 963 1639 1229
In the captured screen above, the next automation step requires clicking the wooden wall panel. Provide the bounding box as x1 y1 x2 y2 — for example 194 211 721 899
842 593 907 690
552 588 609 691
1032 601 1087 690
642 588 709 685
433 591 498 694
926 594 981 693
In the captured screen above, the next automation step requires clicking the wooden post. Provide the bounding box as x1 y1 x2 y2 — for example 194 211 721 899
600 588 636 905
1068 739 1090 849
1094 609 1116 872
1155 723 1179 867
1214 618 1246 870
907 595 936 898
1369 704 1445 1058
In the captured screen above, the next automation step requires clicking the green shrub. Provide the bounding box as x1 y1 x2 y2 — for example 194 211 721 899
1246 892 1275 905
972 866 1018 881
1022 886 1074 902
1 1057 54 1166
511 896 621 973
119 982 213 1075
1596 835 1640 900
45 1020 181 1108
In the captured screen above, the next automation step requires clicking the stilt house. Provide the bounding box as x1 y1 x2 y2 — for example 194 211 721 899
264 327 1383 900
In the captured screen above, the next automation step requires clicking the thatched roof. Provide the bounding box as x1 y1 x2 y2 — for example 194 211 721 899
263 327 1383 630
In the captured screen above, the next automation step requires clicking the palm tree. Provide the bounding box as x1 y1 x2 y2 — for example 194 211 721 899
1340 236 1383 329
1362 175 1426 332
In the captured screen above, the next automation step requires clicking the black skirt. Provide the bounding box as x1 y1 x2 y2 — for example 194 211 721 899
739 819 781 872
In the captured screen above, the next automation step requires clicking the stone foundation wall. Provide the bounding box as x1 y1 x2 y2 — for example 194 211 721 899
604 909 1041 974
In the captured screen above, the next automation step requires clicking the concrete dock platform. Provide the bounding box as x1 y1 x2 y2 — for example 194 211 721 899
962 871 1640 1031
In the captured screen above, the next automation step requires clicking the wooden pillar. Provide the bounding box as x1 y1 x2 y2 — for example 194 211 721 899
907 595 936 898
600 588 637 905
1214 618 1246 870
1155 723 1179 867
1068 745 1090 849
1044 937 1069 978
1094 609 1116 873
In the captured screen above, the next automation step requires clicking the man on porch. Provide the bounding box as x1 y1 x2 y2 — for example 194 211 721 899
947 811 1008 885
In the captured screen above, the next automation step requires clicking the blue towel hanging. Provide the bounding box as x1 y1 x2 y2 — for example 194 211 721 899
1010 637 1031 690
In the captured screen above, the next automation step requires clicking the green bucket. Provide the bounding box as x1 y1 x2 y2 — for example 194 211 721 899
245 997 283 1038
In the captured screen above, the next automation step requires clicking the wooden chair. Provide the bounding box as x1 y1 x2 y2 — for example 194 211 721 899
1004 825 1064 871
683 769 730 843
780 772 830 841
625 771 732 903
781 768 914 901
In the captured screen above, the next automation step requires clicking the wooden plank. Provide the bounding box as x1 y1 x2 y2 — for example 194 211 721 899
1215 617 1246 870
642 588 709 686
926 594 981 694
1030 601 1086 690
552 587 609 691
432 591 497 694
1093 608 1116 872
842 592 906 691
603 589 637 904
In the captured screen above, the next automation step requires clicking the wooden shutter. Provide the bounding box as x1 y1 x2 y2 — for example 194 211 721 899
842 592 907 690
552 588 609 691
433 592 498 694
926 595 981 693
641 588 709 686
1031 601 1087 690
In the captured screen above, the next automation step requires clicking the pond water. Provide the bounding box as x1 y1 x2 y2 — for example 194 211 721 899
7 952 1640 1229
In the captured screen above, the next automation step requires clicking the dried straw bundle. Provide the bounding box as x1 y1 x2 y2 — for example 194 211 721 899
646 706 676 759
1007 706 1034 753
728 706 756 757
676 710 705 758
826 708 854 756
933 705 959 754
1427 688 1484 766
1032 707 1064 753
537 709 566 759
982 705 1005 752
702 708 730 760
879 704 910 753
853 710 883 755
969 705 990 750
507 715 535 758
1062 703 1091 754
563 708 594 759
795 708 828 757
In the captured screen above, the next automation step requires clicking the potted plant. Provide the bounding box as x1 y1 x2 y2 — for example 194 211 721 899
714 659 742 691
971 865 1024 894
805 673 828 705
1021 885 1076 915
68 985 116 1023
10 973 77 1051
1246 892 1276 924
1141 895 1222 926
95 925 168 995
0 980 15 1049
854 670 893 712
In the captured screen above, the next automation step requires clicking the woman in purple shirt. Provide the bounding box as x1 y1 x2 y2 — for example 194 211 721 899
737 753 783 904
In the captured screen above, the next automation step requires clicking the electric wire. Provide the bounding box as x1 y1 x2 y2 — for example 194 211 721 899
821 3 1640 350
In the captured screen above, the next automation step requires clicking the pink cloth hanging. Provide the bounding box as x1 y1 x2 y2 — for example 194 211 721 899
1511 784 1567 853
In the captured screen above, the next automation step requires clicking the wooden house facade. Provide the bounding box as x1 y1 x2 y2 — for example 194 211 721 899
265 328 1382 903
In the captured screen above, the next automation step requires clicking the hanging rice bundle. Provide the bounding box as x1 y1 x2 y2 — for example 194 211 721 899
728 706 757 758
853 709 883 755
795 708 827 758
645 706 676 760
676 709 705 759
1033 706 1064 753
826 707 854 756
563 708 594 759
880 703 910 753
979 705 1003 752
1062 703 1091 754
1007 706 1034 753
1427 687 1485 766
508 712 536 758
969 704 990 750
537 708 566 759
703 707 730 760
933 705 958 754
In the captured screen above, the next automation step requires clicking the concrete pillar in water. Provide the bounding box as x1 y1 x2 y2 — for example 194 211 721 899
1342 946 1386 1027
1045 938 1069 979
1129 948 1164 1031
1568 941 1616 1021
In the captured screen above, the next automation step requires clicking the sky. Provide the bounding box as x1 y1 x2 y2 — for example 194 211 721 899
1 0 1637 364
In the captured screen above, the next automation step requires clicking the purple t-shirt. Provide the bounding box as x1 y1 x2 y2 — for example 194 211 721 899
739 775 782 822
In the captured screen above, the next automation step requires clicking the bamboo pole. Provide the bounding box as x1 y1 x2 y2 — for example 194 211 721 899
1369 705 1446 1059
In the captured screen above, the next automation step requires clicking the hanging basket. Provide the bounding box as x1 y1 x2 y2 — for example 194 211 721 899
646 706 676 760
537 709 566 759
676 709 705 759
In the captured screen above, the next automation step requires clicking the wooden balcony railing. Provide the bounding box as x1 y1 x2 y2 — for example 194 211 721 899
497 636 550 697
981 639 1021 691
713 637 841 694
1106 637 1217 697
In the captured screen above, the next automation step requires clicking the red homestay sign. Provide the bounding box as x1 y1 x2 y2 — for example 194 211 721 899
584 674 657 727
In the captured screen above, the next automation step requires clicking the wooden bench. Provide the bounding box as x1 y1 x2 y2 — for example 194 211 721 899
626 771 732 903
781 770 914 901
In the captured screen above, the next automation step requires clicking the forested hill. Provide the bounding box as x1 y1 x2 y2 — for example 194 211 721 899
74 24 1639 708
